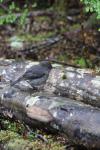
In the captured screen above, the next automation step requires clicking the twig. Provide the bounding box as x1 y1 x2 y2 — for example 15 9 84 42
0 3 9 12
46 58 80 68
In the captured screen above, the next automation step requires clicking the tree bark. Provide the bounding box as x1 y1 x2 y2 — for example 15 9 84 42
45 66 100 107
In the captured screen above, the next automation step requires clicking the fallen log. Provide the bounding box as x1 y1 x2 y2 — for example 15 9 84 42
0 59 100 148
0 59 100 107
45 66 100 107
0 89 100 149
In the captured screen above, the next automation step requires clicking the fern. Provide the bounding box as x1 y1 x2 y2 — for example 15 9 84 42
0 0 28 26
80 0 100 19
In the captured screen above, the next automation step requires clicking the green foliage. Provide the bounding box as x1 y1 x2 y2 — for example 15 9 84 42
75 57 87 68
80 0 100 19
18 8 28 27
0 0 28 26
0 0 51 26
0 0 4 2
75 57 93 68
0 14 17 25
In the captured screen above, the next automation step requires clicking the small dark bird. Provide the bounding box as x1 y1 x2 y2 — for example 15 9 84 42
11 61 52 86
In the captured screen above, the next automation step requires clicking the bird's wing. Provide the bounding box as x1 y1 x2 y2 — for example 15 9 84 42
23 71 45 79
23 66 48 79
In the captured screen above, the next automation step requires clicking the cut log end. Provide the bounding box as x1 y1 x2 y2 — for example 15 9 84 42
26 106 53 123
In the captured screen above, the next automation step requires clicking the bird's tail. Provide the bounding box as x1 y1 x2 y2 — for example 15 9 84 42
10 77 22 86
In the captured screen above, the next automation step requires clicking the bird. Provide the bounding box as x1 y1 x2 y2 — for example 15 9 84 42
10 61 52 87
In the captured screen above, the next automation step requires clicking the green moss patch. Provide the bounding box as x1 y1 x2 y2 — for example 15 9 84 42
18 31 54 42
0 130 66 150
0 118 66 150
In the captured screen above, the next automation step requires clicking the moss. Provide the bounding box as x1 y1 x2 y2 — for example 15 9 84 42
0 130 19 143
0 130 65 150
6 138 34 150
69 24 81 31
0 118 66 150
0 9 5 16
18 32 54 42
36 16 51 22
60 27 67 33
62 74 67 80
57 54 68 62
0 110 66 150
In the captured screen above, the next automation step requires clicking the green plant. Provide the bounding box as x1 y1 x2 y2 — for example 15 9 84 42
80 0 100 19
0 0 28 26
0 0 51 26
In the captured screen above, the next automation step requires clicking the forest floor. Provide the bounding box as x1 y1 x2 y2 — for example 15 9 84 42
0 7 100 150
0 10 100 70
